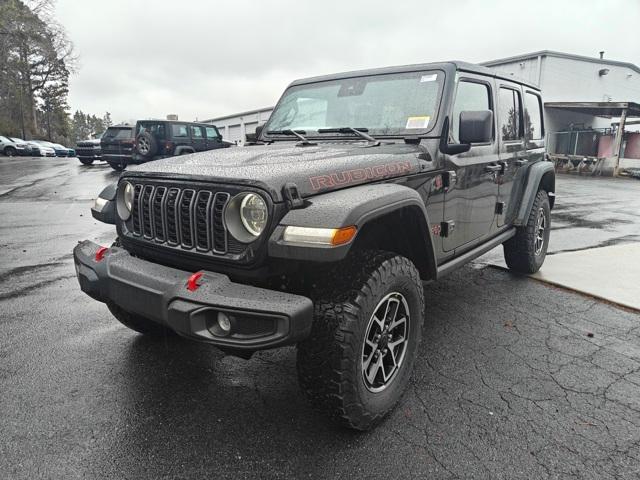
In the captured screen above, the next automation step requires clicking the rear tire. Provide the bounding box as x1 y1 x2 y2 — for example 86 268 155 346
503 190 551 273
297 250 424 430
107 302 176 337
79 158 94 165
4 147 16 157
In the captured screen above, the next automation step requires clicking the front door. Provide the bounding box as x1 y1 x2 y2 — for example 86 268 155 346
443 76 500 252
205 126 222 149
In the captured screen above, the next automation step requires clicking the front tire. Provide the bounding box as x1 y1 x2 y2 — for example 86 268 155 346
108 161 125 172
4 147 17 157
503 190 551 273
297 251 424 430
79 158 94 165
107 302 176 337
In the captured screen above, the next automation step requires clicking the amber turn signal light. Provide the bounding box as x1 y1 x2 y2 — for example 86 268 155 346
331 226 357 246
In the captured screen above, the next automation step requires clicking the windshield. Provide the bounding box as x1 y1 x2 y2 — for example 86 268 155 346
265 70 443 137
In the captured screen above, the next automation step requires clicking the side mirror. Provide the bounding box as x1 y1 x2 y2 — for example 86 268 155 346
254 125 264 139
459 110 493 144
245 132 257 143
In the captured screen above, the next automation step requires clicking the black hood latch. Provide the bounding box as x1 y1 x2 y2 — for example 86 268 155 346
283 182 305 209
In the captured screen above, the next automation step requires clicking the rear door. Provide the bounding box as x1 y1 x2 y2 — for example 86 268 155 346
442 75 500 252
496 84 526 227
189 125 206 152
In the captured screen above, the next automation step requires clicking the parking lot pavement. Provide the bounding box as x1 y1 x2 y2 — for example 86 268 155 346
1 157 640 479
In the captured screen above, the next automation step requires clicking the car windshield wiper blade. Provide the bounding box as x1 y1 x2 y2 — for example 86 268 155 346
266 129 311 142
317 127 378 144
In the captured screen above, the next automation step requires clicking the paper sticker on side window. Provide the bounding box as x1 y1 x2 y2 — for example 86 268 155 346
420 74 437 82
405 116 430 129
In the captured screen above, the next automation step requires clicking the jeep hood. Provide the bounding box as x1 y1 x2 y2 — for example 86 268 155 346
127 142 424 202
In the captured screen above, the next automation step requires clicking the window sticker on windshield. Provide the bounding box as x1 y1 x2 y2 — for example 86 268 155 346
406 116 430 129
420 74 437 83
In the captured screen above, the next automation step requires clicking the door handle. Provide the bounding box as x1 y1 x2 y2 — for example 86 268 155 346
484 164 501 172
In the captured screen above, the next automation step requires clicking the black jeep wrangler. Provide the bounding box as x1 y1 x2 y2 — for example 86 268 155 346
75 61 554 430
128 120 231 170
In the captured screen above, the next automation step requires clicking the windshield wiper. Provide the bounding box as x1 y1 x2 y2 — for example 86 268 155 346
266 129 316 146
317 127 379 145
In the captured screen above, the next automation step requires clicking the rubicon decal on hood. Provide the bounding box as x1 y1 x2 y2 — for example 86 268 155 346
309 161 413 191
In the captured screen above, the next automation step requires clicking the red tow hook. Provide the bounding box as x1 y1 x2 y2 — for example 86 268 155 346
95 246 109 262
186 271 204 292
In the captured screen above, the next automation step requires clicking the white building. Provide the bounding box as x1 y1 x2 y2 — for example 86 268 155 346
482 50 640 133
203 106 273 145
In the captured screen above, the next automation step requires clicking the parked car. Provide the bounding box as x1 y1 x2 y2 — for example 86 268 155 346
0 135 33 156
119 120 230 172
31 140 69 157
27 142 46 156
100 125 135 171
52 143 76 157
75 61 554 430
9 137 39 156
76 135 103 165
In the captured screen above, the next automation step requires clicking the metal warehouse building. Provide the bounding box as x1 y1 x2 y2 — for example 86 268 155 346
481 50 640 132
203 107 273 145
204 51 640 173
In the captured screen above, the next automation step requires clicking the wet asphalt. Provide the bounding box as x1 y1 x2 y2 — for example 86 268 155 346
1 156 640 479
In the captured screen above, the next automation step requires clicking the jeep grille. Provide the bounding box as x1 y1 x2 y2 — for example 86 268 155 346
127 183 232 254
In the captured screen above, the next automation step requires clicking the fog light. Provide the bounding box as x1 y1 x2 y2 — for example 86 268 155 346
217 312 232 333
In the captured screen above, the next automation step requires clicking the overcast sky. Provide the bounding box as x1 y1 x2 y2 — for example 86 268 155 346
56 0 640 124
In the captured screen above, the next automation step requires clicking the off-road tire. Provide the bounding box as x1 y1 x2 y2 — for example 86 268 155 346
4 146 17 157
136 131 157 159
297 250 425 430
79 158 94 165
503 190 550 273
107 302 176 337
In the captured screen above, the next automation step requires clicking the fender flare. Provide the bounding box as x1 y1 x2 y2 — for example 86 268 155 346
91 183 117 225
514 161 555 226
268 183 437 277
174 146 195 156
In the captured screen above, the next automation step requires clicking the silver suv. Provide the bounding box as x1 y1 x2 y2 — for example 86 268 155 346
0 136 32 156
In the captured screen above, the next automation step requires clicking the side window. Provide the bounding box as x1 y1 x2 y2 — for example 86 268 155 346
190 125 203 139
524 92 543 140
171 124 188 138
205 126 219 140
498 88 523 141
451 80 492 143
138 123 165 138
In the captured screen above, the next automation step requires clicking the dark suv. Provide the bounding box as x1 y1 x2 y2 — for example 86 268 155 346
76 134 103 165
130 120 230 168
75 61 554 430
101 125 135 171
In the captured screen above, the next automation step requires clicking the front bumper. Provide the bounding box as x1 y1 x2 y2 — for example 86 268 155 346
73 240 313 351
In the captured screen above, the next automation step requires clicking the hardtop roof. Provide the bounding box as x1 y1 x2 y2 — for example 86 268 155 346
289 61 540 90
136 119 219 128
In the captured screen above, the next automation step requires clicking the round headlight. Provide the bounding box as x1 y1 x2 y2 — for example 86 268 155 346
224 192 269 243
117 181 134 220
240 193 268 236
